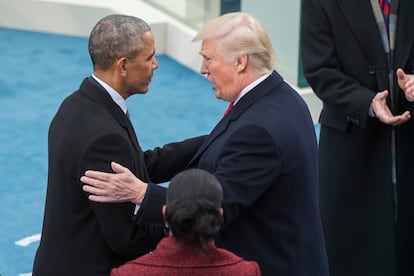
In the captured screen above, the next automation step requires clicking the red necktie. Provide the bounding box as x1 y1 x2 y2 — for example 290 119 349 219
379 0 390 34
223 101 234 117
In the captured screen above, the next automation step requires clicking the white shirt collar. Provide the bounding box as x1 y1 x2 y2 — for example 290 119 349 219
91 74 128 114
233 73 271 105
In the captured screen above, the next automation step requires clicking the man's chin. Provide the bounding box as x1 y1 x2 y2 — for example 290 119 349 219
135 88 150 95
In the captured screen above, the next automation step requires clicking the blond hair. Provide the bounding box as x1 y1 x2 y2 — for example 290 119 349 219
193 12 277 74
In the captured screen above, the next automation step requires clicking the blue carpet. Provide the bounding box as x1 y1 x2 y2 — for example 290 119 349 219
0 27 319 275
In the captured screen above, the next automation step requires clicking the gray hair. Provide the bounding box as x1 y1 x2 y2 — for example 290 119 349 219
193 12 276 74
88 14 151 70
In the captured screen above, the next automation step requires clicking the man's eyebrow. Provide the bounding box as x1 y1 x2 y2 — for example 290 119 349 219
199 51 210 57
147 50 156 59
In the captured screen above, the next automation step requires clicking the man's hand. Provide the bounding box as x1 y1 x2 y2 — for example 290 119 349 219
81 162 147 204
371 90 411 126
397 68 414 101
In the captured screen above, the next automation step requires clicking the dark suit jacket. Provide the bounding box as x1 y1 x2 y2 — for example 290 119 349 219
187 72 328 276
32 77 204 275
301 0 414 275
111 237 261 275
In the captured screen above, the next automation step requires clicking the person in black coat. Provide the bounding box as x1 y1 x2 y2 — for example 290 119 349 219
32 14 204 275
301 0 414 275
82 12 329 276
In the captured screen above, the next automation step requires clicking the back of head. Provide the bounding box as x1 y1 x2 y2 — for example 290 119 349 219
193 12 276 74
165 169 223 251
88 14 151 70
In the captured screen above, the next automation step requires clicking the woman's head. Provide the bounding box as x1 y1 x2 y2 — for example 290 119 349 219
163 169 223 251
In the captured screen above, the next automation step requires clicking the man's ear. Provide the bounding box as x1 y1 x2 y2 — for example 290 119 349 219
162 205 167 217
116 57 128 76
236 54 248 72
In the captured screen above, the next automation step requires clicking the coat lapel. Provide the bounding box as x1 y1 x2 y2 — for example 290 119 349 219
337 0 388 68
80 78 142 155
187 72 282 167
187 112 230 167
394 0 414 66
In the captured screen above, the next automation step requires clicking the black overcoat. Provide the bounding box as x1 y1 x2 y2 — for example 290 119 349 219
301 0 414 275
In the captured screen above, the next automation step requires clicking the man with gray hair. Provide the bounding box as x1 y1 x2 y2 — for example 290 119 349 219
32 14 204 275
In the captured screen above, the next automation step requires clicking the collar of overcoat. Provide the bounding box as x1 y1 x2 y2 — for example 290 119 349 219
187 71 283 167
79 77 142 155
